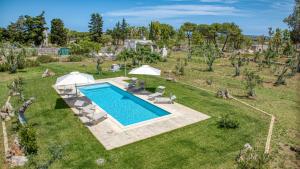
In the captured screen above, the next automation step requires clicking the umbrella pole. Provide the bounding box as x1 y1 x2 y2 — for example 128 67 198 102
125 61 127 77
75 83 77 97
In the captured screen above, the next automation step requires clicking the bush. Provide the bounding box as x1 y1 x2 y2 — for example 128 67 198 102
69 40 101 55
11 117 22 132
236 148 270 169
16 48 27 69
69 55 83 62
0 62 9 72
36 55 58 63
19 125 38 155
217 114 239 129
25 59 40 67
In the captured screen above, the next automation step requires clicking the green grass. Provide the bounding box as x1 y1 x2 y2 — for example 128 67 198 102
0 59 271 169
157 52 300 168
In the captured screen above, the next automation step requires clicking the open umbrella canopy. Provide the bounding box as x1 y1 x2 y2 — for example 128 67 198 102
129 65 161 76
55 71 95 86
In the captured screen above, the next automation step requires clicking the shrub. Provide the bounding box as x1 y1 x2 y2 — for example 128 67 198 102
19 125 38 155
236 148 270 169
25 59 40 67
11 116 22 132
37 55 58 63
206 79 213 85
217 114 239 129
7 77 24 101
175 58 185 76
16 50 26 69
0 62 9 72
69 40 101 55
69 55 83 62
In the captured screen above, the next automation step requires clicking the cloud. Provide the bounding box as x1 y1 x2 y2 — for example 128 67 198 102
106 4 242 19
271 0 294 11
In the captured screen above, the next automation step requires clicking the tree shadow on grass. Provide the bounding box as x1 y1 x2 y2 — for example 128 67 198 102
145 87 156 93
55 98 69 109
233 94 251 99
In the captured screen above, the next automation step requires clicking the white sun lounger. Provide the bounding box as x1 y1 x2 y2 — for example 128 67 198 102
86 111 107 120
85 110 108 125
79 104 96 116
154 95 176 104
148 86 165 100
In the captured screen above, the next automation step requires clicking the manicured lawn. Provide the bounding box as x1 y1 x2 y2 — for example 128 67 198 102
0 60 270 169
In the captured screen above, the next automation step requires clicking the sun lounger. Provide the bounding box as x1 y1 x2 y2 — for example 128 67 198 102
86 111 107 120
129 80 145 92
154 95 176 104
79 104 96 116
148 86 165 100
74 100 85 107
126 78 138 90
85 110 107 125
111 64 120 72
57 85 76 97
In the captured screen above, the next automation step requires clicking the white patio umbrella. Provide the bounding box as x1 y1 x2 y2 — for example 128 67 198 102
129 65 161 76
55 71 95 95
128 65 160 92
55 71 95 86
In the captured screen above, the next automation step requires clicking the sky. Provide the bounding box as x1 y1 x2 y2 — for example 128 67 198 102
0 0 295 35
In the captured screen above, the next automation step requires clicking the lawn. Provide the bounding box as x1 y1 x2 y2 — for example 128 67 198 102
0 57 272 169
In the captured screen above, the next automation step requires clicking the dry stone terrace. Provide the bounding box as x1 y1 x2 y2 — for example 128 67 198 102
55 77 210 150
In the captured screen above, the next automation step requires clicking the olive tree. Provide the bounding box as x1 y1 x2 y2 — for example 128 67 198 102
244 69 262 97
194 43 220 71
96 55 104 75
230 52 246 76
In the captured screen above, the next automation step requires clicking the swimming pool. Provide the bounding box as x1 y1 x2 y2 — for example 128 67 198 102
78 83 170 126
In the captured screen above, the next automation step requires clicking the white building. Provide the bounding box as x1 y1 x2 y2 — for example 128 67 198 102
124 39 154 52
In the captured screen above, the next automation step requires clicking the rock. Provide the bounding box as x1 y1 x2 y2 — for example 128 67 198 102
244 143 252 150
206 79 212 85
0 112 7 119
290 146 300 153
10 156 28 167
3 101 14 113
96 157 105 166
5 116 11 121
42 69 55 78
216 88 231 99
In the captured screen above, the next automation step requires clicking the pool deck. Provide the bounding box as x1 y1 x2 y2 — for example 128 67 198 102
55 77 210 150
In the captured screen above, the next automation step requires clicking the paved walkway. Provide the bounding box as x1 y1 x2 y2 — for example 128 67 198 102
56 77 210 150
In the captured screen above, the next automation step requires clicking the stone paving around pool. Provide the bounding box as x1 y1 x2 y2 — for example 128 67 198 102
55 77 210 150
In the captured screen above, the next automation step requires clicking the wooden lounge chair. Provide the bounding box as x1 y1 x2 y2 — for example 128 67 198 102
154 95 176 104
148 86 165 100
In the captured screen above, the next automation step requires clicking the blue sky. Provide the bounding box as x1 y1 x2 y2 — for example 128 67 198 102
0 0 294 35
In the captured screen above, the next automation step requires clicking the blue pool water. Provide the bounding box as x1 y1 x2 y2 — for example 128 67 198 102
78 83 170 126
